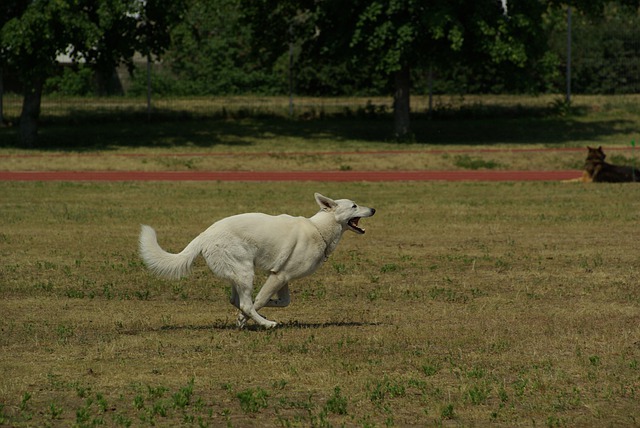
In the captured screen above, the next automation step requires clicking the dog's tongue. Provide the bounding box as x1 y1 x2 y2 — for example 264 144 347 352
349 218 365 233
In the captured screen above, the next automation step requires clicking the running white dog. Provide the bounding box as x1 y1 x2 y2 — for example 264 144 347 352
139 193 375 329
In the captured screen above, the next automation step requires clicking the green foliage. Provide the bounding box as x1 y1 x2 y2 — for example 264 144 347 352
440 403 455 420
228 0 640 96
3 0 640 146
44 65 95 96
325 387 348 415
421 363 440 377
6 0 638 101
49 402 64 420
0 0 186 145
172 378 194 409
127 65 178 97
368 376 406 404
1 1 75 85
163 0 284 96
453 155 502 170
19 392 31 412
236 388 269 413
547 3 640 94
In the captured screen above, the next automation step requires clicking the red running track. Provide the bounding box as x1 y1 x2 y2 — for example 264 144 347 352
0 170 581 182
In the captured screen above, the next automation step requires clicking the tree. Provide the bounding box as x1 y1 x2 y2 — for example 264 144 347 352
344 0 560 138
241 0 638 138
0 1 29 128
242 0 541 138
546 2 640 94
0 0 184 147
165 0 282 95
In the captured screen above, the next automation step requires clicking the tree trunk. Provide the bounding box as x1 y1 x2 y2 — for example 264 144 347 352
19 80 43 148
95 67 124 96
393 65 411 139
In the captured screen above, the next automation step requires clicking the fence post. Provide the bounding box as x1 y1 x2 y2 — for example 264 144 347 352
288 23 295 117
427 65 433 118
0 66 4 125
288 41 294 117
146 54 152 121
566 6 572 104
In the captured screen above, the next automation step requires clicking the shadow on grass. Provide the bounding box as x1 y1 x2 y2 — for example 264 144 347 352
0 105 635 151
157 319 382 332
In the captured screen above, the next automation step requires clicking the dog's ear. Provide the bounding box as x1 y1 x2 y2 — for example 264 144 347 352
315 193 337 210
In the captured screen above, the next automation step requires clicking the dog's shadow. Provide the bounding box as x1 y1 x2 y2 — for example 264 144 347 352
158 319 382 332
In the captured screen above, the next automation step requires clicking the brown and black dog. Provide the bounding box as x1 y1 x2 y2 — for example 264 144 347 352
569 146 640 182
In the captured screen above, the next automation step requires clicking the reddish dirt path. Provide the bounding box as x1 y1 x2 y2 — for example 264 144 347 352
0 170 581 182
0 146 633 160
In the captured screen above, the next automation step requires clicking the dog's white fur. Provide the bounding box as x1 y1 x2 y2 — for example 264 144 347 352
139 193 375 329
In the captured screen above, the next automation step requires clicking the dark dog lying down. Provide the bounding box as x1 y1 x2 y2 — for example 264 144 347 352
568 146 640 183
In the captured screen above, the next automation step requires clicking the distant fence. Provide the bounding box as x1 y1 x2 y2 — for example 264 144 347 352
1 94 404 120
3 93 640 123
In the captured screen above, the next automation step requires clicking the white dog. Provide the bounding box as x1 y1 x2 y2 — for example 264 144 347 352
139 193 375 329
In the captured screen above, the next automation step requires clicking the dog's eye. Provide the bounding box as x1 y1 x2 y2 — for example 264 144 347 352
352 204 357 208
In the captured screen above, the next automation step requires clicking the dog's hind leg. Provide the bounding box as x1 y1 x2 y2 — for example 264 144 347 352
213 258 275 329
254 273 289 310
230 285 240 309
234 279 277 329
229 285 249 329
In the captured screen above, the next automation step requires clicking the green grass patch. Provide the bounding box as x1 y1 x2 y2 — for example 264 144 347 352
453 154 502 170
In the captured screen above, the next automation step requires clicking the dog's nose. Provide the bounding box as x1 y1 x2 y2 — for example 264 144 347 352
371 208 376 215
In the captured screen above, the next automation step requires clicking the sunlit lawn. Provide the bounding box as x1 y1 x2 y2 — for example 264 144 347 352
1 180 639 426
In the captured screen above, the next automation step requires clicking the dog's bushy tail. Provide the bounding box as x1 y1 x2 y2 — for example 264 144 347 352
139 225 201 280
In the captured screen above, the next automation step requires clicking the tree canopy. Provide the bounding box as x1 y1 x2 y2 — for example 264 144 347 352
2 0 639 145
0 0 184 146
242 0 639 137
242 0 559 137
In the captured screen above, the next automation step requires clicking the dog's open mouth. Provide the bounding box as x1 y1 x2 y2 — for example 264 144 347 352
348 217 366 234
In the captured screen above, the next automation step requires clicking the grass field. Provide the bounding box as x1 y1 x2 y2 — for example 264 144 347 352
1 95 640 426
1 180 639 427
1 94 640 174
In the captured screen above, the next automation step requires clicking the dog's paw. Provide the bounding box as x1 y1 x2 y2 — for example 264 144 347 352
236 313 247 329
262 320 278 329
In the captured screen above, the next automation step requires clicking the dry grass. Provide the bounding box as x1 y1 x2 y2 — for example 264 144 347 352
4 147 640 175
1 180 639 427
0 148 593 172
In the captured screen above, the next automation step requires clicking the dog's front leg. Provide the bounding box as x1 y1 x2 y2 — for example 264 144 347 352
592 165 602 181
